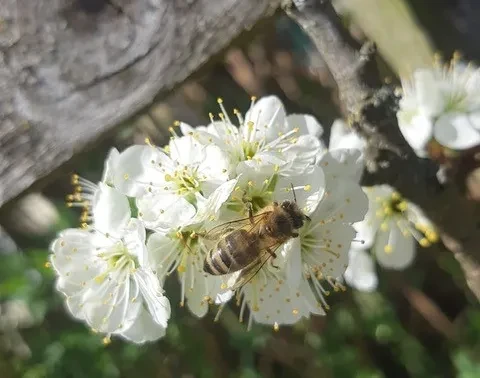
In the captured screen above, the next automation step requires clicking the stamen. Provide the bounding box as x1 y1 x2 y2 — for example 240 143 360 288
217 98 233 125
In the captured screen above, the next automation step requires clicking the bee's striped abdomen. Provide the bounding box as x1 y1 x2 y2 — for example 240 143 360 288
203 229 258 275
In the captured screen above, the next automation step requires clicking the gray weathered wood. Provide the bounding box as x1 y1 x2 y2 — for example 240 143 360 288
0 0 280 209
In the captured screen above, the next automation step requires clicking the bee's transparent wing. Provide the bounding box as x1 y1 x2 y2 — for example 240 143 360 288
227 241 284 291
204 211 271 240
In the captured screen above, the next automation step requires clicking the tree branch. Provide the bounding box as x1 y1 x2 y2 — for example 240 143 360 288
286 0 480 299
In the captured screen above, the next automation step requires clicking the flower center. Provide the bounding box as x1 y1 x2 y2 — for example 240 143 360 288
444 89 468 113
227 174 278 214
241 139 260 161
165 167 201 198
95 242 136 284
375 191 438 248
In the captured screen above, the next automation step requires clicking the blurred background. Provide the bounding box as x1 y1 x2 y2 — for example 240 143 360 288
1 0 480 377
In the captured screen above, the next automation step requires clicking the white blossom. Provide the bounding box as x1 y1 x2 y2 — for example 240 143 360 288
52 96 373 338
397 58 480 155
216 164 334 329
355 185 438 270
145 179 238 318
111 136 229 231
180 96 324 177
50 184 170 344
284 149 368 308
343 248 378 292
66 148 120 223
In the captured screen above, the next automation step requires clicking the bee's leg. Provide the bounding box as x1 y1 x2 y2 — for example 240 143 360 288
266 248 280 269
246 201 255 225
305 215 311 222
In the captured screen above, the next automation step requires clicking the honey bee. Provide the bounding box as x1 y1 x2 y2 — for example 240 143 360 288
203 189 310 290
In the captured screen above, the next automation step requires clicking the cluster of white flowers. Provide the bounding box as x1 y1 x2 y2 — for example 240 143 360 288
397 55 480 157
329 120 438 292
50 96 369 343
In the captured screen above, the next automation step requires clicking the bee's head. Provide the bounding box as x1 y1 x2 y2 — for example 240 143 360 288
280 200 306 229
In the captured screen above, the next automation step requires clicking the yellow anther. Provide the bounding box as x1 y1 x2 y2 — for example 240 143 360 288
396 201 408 212
247 180 254 187
304 185 311 191
71 174 79 185
95 274 107 284
145 137 152 146
102 336 111 345
177 265 186 273
217 97 223 104
391 192 401 200
419 238 430 247
426 230 438 243
174 120 180 127
452 50 462 61
293 127 299 132
292 309 299 315
165 174 173 181
380 222 389 232
273 322 279 332
123 173 129 180
220 283 227 289
251 96 257 101
384 245 393 253
44 261 51 268
247 121 254 130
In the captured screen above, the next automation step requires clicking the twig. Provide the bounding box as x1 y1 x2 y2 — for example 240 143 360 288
285 0 480 300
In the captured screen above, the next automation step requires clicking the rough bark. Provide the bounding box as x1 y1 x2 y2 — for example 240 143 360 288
0 0 279 210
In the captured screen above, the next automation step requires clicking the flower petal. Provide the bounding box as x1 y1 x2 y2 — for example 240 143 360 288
244 96 288 143
344 248 378 292
92 183 131 237
284 238 303 290
469 111 480 131
50 229 103 286
413 69 444 116
303 222 355 278
169 135 206 166
82 273 140 334
242 272 311 326
134 269 171 328
137 193 196 231
118 306 166 343
184 259 227 318
123 219 148 266
113 145 172 197
434 113 480 150
329 119 365 151
274 166 326 215
374 220 415 269
286 114 323 138
146 232 180 281
193 178 238 224
101 148 120 186
281 135 324 175
397 112 433 156
320 148 365 183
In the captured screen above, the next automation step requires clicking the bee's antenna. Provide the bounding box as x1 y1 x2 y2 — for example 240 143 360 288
290 183 297 203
